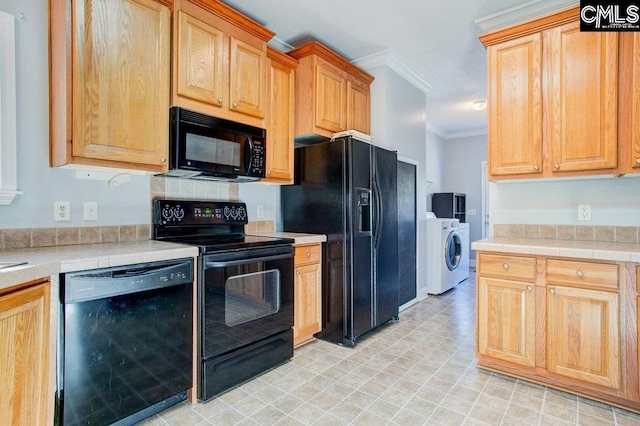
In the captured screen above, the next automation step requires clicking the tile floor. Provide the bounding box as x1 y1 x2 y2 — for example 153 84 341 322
140 272 640 425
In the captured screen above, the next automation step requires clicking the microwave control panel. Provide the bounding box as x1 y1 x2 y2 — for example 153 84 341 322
250 140 265 176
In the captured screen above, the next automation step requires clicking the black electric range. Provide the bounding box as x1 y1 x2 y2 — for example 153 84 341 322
153 199 295 401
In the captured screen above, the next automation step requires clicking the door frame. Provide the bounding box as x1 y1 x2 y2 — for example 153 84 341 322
397 155 419 312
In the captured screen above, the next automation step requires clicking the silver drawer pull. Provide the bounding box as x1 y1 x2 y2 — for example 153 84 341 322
533 165 539 171
550 288 556 294
218 98 223 104
577 270 584 277
306 252 311 258
296 270 301 275
554 163 560 169
503 263 509 270
527 285 532 292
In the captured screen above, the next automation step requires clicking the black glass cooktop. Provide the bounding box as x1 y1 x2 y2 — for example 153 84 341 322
170 234 294 254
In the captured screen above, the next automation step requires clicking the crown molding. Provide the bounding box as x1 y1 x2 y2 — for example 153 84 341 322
444 128 487 140
474 0 578 32
267 36 294 53
353 50 434 94
424 122 448 139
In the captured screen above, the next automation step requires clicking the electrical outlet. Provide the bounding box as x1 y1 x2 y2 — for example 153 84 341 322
467 209 477 216
578 204 592 221
257 205 264 219
54 201 71 222
84 202 98 221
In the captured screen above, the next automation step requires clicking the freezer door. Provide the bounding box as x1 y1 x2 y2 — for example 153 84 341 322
346 139 373 341
372 146 399 326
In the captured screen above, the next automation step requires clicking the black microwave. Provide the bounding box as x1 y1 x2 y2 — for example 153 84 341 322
163 107 266 181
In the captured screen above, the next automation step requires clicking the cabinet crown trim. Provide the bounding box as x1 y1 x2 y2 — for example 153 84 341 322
479 6 579 46
288 41 374 84
185 0 275 42
267 46 299 68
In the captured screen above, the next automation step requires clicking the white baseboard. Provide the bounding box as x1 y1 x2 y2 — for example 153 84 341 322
418 287 429 301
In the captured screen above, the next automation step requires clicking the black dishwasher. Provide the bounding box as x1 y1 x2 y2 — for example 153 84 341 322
58 259 194 426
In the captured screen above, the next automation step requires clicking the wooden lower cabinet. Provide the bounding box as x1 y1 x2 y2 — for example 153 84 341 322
293 244 322 347
477 277 536 367
0 279 51 425
477 252 640 413
547 285 620 389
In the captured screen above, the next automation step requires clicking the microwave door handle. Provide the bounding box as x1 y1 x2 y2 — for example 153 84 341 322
244 136 254 173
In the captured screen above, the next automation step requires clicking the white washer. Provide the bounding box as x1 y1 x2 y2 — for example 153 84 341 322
426 217 462 295
456 223 470 284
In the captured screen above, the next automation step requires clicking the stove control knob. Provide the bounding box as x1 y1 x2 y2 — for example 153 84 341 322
174 207 185 221
237 206 246 221
223 206 231 220
162 206 174 221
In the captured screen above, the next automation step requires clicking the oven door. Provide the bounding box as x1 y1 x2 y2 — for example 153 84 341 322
199 245 294 360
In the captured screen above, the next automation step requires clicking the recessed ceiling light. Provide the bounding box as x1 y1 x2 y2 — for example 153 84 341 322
472 99 487 111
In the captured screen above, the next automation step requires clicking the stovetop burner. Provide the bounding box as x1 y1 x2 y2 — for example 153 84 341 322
153 200 293 253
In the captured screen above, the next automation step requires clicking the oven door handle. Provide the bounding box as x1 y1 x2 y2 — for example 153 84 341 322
205 253 292 268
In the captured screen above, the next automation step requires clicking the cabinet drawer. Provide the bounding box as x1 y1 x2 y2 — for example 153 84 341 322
546 259 619 289
478 254 536 281
295 244 322 266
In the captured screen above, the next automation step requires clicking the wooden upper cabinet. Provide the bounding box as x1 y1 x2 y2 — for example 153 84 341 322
264 48 297 183
347 80 371 134
487 34 542 176
547 285 620 389
176 11 225 107
619 33 640 173
544 22 618 173
50 0 171 172
633 33 640 170
172 0 274 127
289 41 374 140
316 63 347 133
480 7 622 181
477 276 536 368
0 280 51 426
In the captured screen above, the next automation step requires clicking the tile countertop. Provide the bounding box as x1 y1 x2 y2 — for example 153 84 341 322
250 232 327 245
472 237 640 263
0 240 199 291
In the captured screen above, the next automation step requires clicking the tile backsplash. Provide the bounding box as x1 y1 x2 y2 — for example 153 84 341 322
0 177 273 250
494 224 639 243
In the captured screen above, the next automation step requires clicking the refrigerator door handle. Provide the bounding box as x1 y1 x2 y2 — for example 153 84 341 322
372 176 383 249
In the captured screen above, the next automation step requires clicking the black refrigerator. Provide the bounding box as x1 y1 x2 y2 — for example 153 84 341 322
281 137 399 346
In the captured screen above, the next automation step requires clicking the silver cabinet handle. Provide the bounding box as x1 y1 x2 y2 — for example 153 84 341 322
577 270 584 277
554 163 560 169
160 157 166 163
550 288 556 294
218 98 223 104
233 102 238 108
503 263 509 269
636 158 640 164
527 285 533 292
296 269 301 275
533 165 539 171
306 252 311 258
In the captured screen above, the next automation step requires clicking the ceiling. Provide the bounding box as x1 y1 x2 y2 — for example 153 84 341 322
222 0 577 139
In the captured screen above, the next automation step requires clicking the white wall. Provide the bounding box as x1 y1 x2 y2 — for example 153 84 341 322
425 131 446 211
367 64 432 300
442 134 487 260
489 176 640 226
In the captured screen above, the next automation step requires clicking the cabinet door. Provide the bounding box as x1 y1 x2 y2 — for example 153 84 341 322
545 22 618 172
347 80 370 134
73 0 170 167
487 34 542 176
631 33 640 170
229 38 266 119
265 56 295 182
315 63 347 133
547 285 620 389
176 11 225 107
477 277 536 367
293 263 322 347
0 283 50 426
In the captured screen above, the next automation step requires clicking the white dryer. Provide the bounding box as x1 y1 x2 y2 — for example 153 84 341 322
426 217 462 295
